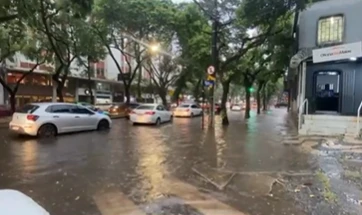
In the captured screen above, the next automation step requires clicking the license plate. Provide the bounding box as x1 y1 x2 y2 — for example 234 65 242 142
11 126 19 130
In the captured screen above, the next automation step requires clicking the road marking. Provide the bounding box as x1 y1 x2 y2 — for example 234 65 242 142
161 177 248 215
93 191 146 215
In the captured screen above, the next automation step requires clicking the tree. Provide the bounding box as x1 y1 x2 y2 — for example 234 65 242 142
28 0 94 102
145 45 182 107
191 0 300 125
172 2 211 102
92 0 176 104
0 21 51 112
76 23 106 104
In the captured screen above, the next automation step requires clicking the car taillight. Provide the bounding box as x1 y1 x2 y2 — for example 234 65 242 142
131 111 136 114
27 114 39 121
145 111 155 115
186 109 190 112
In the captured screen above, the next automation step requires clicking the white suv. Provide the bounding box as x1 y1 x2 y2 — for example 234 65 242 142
9 102 112 137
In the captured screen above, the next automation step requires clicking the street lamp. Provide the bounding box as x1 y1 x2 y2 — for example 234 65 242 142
149 43 160 53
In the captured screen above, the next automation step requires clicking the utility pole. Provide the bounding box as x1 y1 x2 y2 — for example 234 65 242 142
209 0 218 128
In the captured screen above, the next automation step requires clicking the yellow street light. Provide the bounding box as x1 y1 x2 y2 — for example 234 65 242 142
149 43 160 53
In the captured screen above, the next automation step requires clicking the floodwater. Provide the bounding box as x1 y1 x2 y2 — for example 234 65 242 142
0 108 316 215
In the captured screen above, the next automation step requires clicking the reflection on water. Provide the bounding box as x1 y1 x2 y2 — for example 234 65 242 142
133 126 168 199
18 140 38 175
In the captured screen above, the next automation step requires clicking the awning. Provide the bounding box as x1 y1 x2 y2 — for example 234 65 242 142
287 48 312 80
289 48 312 69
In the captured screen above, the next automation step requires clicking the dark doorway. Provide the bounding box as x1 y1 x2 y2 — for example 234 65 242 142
313 71 341 112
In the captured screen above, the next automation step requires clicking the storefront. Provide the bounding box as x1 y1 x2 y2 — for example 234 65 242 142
6 71 75 107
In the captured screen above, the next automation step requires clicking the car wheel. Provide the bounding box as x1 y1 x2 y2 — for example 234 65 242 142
155 118 161 126
37 124 57 138
170 115 173 122
97 119 110 130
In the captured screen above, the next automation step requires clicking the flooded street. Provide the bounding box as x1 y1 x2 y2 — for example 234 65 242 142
0 109 318 215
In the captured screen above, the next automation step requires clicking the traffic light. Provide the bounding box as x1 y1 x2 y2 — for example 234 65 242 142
248 87 254 92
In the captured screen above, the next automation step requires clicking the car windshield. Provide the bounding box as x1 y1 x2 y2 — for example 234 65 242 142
136 105 155 110
179 104 190 108
16 104 39 113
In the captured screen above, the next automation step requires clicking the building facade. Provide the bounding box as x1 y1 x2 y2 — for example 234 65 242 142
289 0 362 116
1 50 128 106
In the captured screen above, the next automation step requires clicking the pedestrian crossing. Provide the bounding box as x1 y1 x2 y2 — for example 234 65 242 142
93 176 247 215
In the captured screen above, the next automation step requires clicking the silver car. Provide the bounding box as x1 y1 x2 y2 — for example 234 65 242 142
9 102 112 137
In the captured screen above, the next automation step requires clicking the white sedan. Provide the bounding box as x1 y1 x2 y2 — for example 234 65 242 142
129 104 172 125
9 102 112 138
231 104 242 111
173 103 202 117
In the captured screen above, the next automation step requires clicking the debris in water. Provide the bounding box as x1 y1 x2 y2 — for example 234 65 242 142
75 196 80 201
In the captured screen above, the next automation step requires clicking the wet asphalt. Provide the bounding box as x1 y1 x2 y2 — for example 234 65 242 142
0 108 316 215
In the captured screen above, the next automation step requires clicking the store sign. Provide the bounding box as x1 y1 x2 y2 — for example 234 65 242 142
312 42 362 63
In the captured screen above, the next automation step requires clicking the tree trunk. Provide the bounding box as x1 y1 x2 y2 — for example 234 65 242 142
137 66 142 99
221 80 231 125
159 89 168 107
172 75 187 103
9 92 16 113
244 84 251 119
56 82 64 102
256 88 261 114
87 74 94 105
193 79 202 102
262 85 267 111
256 82 264 114
124 84 131 105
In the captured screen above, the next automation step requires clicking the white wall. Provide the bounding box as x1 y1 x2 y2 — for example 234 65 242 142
105 48 122 81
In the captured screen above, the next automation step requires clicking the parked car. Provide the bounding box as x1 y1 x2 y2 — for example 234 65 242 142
108 102 140 118
214 103 221 114
173 103 202 117
275 102 288 108
129 104 172 125
0 105 12 117
231 104 242 111
9 103 112 137
76 102 110 116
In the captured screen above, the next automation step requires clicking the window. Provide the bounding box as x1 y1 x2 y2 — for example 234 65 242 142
46 105 72 113
16 104 39 113
96 82 110 91
96 68 105 78
71 106 93 114
317 15 344 45
191 105 198 108
136 105 155 110
156 106 165 111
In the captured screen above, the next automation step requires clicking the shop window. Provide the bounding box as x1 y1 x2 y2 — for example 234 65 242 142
317 15 344 45
96 82 110 91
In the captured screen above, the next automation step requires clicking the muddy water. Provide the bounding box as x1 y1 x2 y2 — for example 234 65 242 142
0 108 316 215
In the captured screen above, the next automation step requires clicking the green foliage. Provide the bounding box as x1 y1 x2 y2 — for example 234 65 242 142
172 2 211 96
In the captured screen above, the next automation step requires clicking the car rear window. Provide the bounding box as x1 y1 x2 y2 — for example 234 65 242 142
179 104 190 108
17 104 39 114
110 105 121 108
129 103 140 109
136 105 155 110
